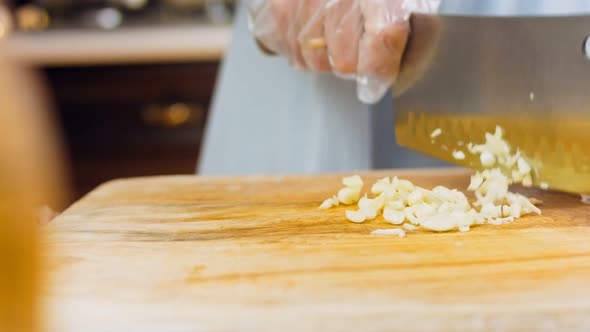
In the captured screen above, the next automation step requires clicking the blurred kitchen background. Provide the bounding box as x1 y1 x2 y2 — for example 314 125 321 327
0 0 235 203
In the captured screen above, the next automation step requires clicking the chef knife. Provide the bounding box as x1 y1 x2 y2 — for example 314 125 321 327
393 14 590 194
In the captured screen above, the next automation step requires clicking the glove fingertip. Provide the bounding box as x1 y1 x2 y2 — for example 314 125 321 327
356 75 392 104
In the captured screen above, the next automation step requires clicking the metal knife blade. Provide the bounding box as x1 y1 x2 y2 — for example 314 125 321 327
393 14 590 194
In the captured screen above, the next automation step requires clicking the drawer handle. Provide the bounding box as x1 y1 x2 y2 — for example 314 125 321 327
141 102 204 128
15 4 50 32
0 4 13 39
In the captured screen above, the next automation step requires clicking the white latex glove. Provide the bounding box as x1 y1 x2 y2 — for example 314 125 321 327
248 0 440 104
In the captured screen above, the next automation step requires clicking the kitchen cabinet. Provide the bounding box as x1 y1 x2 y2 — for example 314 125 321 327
43 61 220 200
3 18 232 203
3 0 234 202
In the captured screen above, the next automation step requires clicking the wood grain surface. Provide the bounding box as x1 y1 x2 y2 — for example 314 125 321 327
45 168 590 332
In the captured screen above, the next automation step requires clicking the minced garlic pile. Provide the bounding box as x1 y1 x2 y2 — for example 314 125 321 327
319 126 542 236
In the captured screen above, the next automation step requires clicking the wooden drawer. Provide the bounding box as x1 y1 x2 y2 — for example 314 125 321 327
44 63 219 103
43 62 220 201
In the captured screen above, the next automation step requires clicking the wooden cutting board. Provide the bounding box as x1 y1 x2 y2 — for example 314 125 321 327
45 168 590 332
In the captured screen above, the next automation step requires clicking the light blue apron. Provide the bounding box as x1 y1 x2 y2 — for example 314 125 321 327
199 0 590 175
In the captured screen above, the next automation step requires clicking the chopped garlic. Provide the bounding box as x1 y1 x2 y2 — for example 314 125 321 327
387 199 405 211
362 208 378 220
407 190 424 206
383 207 405 225
371 228 406 237
431 186 469 206
393 177 415 192
517 158 531 174
345 210 366 223
480 151 496 167
507 193 541 215
489 216 515 224
473 169 510 206
502 204 521 218
437 202 456 214
374 194 388 210
342 175 363 189
358 195 375 210
469 209 486 225
452 150 466 160
522 174 533 187
456 213 476 229
421 214 459 232
511 204 522 218
480 203 502 218
511 170 525 182
403 223 417 231
459 225 470 232
371 177 392 194
318 195 339 210
319 198 333 210
487 218 503 225
321 126 543 236
430 128 442 138
468 173 484 191
327 170 541 234
338 187 361 205
358 195 379 220
413 203 437 219
465 125 537 188
501 205 511 217
403 206 419 225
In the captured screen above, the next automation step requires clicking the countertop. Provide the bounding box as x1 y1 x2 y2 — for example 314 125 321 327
4 24 232 67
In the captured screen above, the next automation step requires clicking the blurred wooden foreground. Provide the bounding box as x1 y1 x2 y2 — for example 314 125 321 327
0 53 66 332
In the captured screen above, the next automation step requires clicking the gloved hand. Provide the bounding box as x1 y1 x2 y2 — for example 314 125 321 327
247 0 440 104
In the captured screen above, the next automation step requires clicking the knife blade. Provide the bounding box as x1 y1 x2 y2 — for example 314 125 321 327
393 14 590 194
